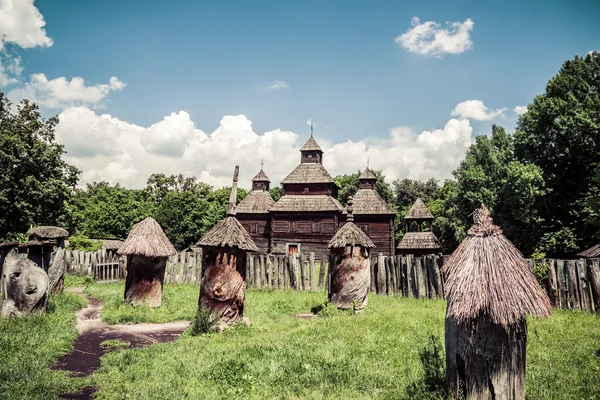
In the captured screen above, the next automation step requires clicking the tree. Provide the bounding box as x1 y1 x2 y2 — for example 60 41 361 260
334 170 394 206
514 52 600 256
269 186 282 202
0 95 79 240
145 173 211 204
392 178 439 210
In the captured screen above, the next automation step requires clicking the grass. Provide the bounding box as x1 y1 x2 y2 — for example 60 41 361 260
0 292 88 400
82 282 600 400
100 339 130 349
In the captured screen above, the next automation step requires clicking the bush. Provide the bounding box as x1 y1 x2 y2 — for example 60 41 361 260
66 234 102 252
190 307 215 336
310 302 340 317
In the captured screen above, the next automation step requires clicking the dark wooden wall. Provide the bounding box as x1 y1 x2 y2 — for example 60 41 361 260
283 183 337 196
271 212 340 258
237 215 271 254
340 215 395 256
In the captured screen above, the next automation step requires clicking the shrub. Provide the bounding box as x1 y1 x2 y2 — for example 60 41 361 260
190 307 215 336
67 234 102 252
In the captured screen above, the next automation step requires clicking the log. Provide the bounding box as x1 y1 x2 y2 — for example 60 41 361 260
369 256 376 292
567 260 580 310
300 254 309 291
288 256 297 289
284 256 290 289
556 259 568 309
376 254 386 294
546 259 559 307
248 255 255 289
588 259 600 312
254 255 262 288
328 246 370 310
186 253 195 284
318 255 327 290
385 256 392 295
406 255 414 298
577 259 592 312
199 250 245 326
125 255 167 307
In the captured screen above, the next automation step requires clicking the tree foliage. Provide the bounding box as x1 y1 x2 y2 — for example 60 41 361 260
334 170 394 206
0 95 79 240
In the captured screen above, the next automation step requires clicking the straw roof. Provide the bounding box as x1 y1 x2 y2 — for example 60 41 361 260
271 195 345 212
397 231 441 250
281 163 336 184
118 217 177 257
252 169 270 182
351 189 396 215
359 168 377 181
27 226 69 239
328 197 375 248
98 239 123 250
235 190 274 214
577 242 600 258
404 198 434 220
0 241 19 249
300 136 323 152
19 239 58 247
443 205 551 328
196 216 260 252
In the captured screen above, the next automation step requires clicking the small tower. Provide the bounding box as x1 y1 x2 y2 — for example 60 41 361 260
397 198 441 256
327 197 375 311
444 205 551 399
196 166 259 329
251 161 271 191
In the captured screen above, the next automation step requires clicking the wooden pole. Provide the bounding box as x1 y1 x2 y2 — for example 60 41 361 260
309 252 316 291
567 260 581 310
588 259 600 312
577 259 592 312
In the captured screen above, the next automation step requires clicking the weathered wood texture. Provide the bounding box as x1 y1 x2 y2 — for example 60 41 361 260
124 255 167 308
328 246 370 310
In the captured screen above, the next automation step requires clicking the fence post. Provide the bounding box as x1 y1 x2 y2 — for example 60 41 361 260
309 252 316 291
577 259 592 312
588 259 600 312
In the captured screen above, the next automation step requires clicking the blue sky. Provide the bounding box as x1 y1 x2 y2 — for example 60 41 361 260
1 0 599 188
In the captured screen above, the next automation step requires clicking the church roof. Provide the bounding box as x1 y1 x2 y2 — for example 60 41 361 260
350 189 395 215
281 163 336 184
397 231 441 251
405 198 434 220
252 169 270 182
235 190 274 214
271 195 345 212
359 168 377 181
300 136 323 152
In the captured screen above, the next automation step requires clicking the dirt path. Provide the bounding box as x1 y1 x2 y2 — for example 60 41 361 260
56 287 190 399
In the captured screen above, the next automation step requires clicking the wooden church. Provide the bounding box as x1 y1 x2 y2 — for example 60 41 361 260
237 134 396 258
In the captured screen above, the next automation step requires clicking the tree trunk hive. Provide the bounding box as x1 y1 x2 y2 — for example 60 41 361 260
327 196 374 311
117 217 176 308
443 205 551 399
196 166 259 329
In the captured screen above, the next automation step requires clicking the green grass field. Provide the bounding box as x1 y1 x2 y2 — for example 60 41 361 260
2 280 600 399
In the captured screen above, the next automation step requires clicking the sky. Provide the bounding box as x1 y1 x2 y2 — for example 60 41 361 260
1 0 599 189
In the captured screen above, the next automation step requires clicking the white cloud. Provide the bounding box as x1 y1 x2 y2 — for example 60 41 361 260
451 100 506 121
0 55 21 87
267 80 288 90
0 0 53 50
514 105 527 116
7 74 126 108
56 108 474 189
396 17 474 57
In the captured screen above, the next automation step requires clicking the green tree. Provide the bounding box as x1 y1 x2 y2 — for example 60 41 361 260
145 173 212 204
269 186 282 202
514 52 600 256
0 95 79 240
392 178 439 209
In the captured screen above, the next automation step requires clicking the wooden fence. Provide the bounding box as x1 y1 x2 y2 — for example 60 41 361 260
63 248 600 313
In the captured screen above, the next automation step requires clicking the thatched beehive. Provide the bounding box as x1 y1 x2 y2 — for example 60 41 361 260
118 217 176 307
327 197 375 311
196 166 259 329
443 205 551 399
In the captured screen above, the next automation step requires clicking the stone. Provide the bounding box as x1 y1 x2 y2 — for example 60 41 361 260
1 249 49 317
48 248 66 294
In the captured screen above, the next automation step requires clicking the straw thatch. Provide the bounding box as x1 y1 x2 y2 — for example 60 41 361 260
300 136 323 152
351 189 395 215
118 217 176 258
327 222 375 248
0 241 19 248
404 198 434 220
252 169 270 182
93 239 123 250
443 205 551 328
19 239 58 247
358 168 376 181
578 242 600 258
397 231 441 250
197 216 260 252
281 163 335 184
271 195 344 212
27 226 69 239
235 190 274 214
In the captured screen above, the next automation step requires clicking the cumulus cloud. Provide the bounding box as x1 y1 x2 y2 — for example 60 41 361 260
267 80 288 90
0 55 21 87
396 17 474 57
451 100 506 120
56 108 474 189
7 74 126 108
0 0 53 50
514 105 527 116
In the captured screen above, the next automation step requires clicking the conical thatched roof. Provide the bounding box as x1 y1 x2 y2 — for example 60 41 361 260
358 168 376 181
443 205 551 328
405 198 434 220
27 226 69 239
300 136 323 152
196 216 260 252
328 197 375 248
252 169 270 182
118 217 177 257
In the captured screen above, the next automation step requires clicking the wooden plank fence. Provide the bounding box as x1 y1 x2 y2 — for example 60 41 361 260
62 247 600 313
